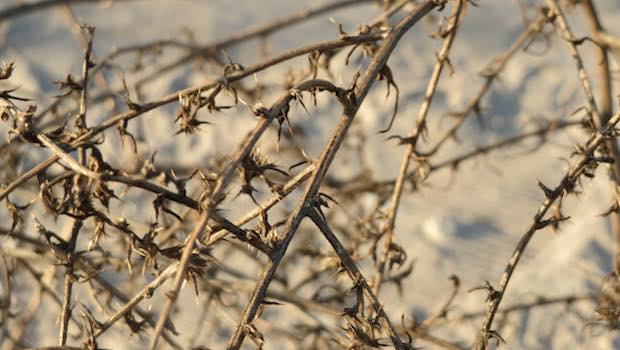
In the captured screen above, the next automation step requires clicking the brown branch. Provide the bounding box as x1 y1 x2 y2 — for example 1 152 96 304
546 1 600 124
34 130 100 181
147 78 350 349
225 2 443 349
7 258 85 347
0 31 382 203
0 251 11 325
88 266 183 349
205 164 315 246
431 293 594 327
422 11 549 157
309 208 464 350
58 220 83 347
1 227 183 349
4 1 612 347
0 0 138 23
578 0 620 272
93 263 178 338
307 208 406 348
60 6 123 117
596 31 620 50
331 118 580 196
373 0 465 295
430 119 581 171
57 25 96 346
475 111 620 349
206 278 343 318
368 0 415 27
0 0 376 151
124 0 374 87
103 174 274 255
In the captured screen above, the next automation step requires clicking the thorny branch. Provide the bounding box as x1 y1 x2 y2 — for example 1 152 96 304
0 31 384 203
225 2 444 349
421 10 550 157
475 110 620 349
148 77 365 349
373 0 464 296
307 208 406 348
3 0 620 349
118 0 376 89
58 24 94 347
576 0 620 272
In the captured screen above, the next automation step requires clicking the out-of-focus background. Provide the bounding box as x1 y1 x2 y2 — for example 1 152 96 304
1 0 620 349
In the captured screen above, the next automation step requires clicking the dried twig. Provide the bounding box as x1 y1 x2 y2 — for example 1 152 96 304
148 78 357 349
0 0 138 22
307 208 405 348
3 1 619 348
374 0 464 295
475 111 620 349
0 31 383 203
422 11 550 157
225 2 444 349
577 0 620 271
94 263 178 338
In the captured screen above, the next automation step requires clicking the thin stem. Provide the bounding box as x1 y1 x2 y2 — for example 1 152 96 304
58 27 95 346
34 131 100 181
430 293 594 327
0 0 138 22
94 263 178 338
126 0 374 87
58 220 83 346
475 111 620 349
546 0 600 124
205 164 315 246
373 0 464 295
422 12 549 157
4 228 182 349
579 0 620 272
246 118 579 197
430 120 581 172
307 208 405 349
0 0 378 150
103 174 273 255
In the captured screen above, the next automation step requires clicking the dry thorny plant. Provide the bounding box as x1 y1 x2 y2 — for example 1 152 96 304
1 0 620 349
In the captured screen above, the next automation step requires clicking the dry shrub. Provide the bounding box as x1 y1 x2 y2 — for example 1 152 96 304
1 0 620 349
